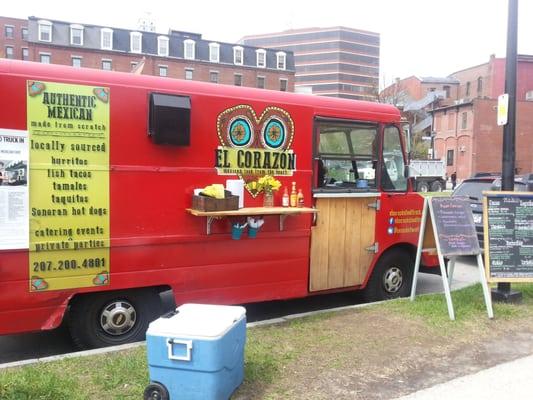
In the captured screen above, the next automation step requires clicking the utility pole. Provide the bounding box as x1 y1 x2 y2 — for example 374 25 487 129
492 0 522 303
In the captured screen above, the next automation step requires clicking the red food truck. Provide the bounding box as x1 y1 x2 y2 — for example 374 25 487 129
0 60 437 348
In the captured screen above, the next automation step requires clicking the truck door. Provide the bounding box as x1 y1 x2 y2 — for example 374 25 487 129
309 119 379 291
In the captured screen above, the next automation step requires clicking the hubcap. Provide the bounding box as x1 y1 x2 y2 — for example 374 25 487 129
383 266 403 293
100 300 136 336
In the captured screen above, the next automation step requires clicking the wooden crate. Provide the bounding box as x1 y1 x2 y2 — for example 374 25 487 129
192 193 239 212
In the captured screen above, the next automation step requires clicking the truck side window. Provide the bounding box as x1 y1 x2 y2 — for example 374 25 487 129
382 126 407 191
316 120 378 190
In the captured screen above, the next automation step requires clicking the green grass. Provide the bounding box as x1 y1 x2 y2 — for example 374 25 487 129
3 283 533 399
386 283 533 334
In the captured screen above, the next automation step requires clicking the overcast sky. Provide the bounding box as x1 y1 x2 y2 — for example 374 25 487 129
5 0 533 88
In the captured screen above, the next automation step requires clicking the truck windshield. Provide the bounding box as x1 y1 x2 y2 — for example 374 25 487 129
316 120 378 189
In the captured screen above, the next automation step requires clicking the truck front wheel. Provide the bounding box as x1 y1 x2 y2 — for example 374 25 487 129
364 249 413 302
68 289 162 349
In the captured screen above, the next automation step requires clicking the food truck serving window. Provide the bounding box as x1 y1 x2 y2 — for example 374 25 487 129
315 120 378 190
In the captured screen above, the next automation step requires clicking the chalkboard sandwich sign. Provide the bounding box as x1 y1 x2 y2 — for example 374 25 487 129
430 197 481 257
484 191 533 283
411 196 493 320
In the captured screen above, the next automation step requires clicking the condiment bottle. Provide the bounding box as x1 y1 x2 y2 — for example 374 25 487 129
290 182 298 207
297 189 304 208
282 187 289 207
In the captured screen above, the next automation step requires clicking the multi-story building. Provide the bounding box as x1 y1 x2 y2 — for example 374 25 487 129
1 16 28 61
241 26 380 101
380 76 459 109
433 54 533 180
381 76 460 154
0 15 295 92
380 55 533 180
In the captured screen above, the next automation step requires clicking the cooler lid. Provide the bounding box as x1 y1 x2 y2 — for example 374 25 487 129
147 303 246 338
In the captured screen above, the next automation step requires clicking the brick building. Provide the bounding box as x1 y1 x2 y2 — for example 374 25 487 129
1 16 28 61
380 75 459 109
0 15 295 91
432 54 533 180
241 26 380 101
381 76 460 152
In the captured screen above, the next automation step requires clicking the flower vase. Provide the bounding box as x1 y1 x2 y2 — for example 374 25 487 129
263 191 274 207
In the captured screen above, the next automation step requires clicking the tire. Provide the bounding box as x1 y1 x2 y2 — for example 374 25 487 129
430 181 443 192
68 288 162 349
364 249 414 302
144 382 169 400
416 181 429 192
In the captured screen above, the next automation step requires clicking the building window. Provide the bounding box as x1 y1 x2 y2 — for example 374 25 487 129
461 112 468 129
40 53 51 64
477 77 483 96
72 56 82 68
101 28 113 50
256 49 266 68
443 85 450 98
130 32 142 53
159 65 168 77
447 112 455 130
5 46 13 59
158 36 169 57
21 27 28 41
22 48 28 60
184 39 195 60
234 74 242 86
70 24 84 46
446 149 454 166
276 51 286 70
102 60 112 70
38 20 52 42
280 78 288 92
209 42 220 63
5 25 14 39
233 46 243 65
466 81 471 97
185 68 193 80
257 76 265 89
210 71 219 84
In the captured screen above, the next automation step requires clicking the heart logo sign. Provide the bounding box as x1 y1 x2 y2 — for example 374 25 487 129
215 105 296 197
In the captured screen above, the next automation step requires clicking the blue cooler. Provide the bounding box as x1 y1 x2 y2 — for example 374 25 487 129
144 304 246 400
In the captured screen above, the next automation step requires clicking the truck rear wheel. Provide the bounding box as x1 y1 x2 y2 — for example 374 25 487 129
430 181 443 192
364 249 413 302
416 181 429 192
68 288 162 349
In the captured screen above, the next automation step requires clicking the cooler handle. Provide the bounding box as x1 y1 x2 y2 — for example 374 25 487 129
167 338 193 362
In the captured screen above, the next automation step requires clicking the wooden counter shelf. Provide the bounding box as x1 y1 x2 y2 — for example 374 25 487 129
186 207 317 235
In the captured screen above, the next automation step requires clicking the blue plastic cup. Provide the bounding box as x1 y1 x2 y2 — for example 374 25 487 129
248 227 257 238
231 226 243 240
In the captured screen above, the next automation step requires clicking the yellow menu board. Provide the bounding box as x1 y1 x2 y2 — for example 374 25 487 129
27 81 110 291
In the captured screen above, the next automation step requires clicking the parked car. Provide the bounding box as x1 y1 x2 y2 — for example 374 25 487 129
451 175 529 249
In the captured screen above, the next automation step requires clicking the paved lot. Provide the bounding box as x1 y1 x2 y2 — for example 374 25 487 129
396 354 533 399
